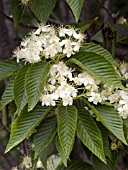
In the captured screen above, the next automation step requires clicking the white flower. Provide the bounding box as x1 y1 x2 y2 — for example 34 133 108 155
124 73 128 79
22 156 32 169
53 42 62 53
21 0 30 4
44 45 57 58
63 46 73 57
36 159 43 168
21 38 31 47
73 77 83 85
49 35 60 44
41 94 56 106
47 85 56 92
59 28 73 37
119 90 128 100
62 95 73 106
87 92 102 105
73 42 81 52
120 62 127 75
11 167 18 170
117 104 128 119
108 92 119 103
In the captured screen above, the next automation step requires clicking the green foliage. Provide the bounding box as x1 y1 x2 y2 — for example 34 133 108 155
39 144 51 170
70 20 93 32
95 105 127 145
0 77 14 110
33 116 57 158
57 160 95 170
113 24 128 42
92 152 118 170
25 61 51 111
68 52 123 88
0 59 20 81
77 107 106 163
80 43 118 67
57 105 77 165
98 124 111 158
56 136 67 166
30 0 58 23
66 0 84 22
5 105 52 153
14 64 30 113
123 118 128 143
83 98 127 145
11 0 24 26
2 2 128 169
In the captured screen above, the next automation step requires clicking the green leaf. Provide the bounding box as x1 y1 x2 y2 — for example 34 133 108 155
83 98 127 145
68 52 123 89
97 123 111 158
80 43 118 67
92 152 118 170
57 105 77 162
47 155 61 170
25 61 51 111
123 118 128 143
11 0 24 26
5 105 52 153
69 20 93 32
30 0 58 23
113 24 128 42
33 116 57 158
8 101 17 118
77 107 106 163
40 144 51 170
0 77 15 110
30 149 38 170
56 136 67 167
14 64 30 113
0 59 20 81
95 105 127 145
66 0 84 22
57 160 95 170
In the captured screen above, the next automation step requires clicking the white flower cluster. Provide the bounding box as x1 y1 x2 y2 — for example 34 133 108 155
40 61 101 106
13 25 84 63
39 61 128 119
40 61 77 106
13 23 128 119
100 86 128 119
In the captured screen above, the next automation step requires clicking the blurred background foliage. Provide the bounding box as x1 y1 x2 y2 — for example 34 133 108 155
0 0 128 169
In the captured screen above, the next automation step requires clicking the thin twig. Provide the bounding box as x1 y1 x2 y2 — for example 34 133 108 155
90 23 104 36
90 0 107 19
0 12 37 29
102 6 112 17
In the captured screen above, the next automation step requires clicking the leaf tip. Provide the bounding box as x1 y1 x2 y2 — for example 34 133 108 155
5 146 10 154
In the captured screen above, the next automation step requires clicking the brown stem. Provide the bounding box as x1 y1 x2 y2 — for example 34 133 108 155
104 0 112 23
0 12 37 29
